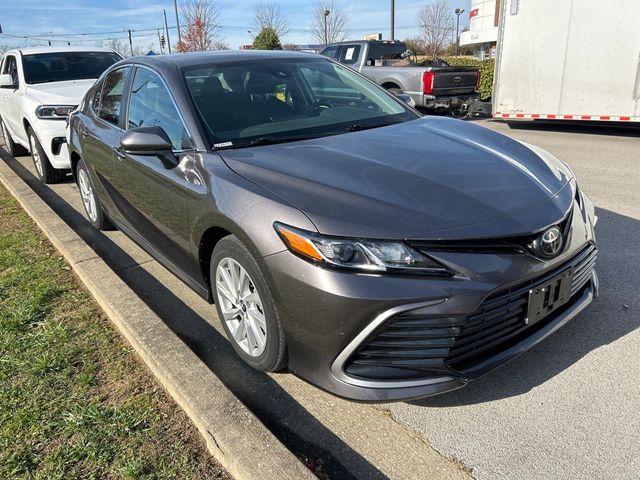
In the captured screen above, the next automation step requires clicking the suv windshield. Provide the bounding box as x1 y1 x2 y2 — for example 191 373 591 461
22 52 122 84
183 57 418 149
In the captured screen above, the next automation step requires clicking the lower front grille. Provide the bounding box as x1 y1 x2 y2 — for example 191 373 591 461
344 244 597 381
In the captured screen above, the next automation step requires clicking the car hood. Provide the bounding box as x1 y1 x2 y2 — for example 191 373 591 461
25 79 97 105
219 116 576 240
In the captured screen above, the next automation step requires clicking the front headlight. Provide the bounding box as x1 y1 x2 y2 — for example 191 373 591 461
274 223 453 276
35 105 76 120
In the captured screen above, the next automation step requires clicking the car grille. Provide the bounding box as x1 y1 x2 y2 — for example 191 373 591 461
344 244 597 380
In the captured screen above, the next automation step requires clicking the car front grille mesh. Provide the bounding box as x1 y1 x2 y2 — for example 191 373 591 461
344 244 597 380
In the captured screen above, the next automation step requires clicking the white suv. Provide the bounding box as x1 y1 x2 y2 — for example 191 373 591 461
0 47 121 183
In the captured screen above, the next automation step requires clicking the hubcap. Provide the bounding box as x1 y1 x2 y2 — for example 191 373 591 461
215 258 267 357
78 168 98 222
30 135 44 176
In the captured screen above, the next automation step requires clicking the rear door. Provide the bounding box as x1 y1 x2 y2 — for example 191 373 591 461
0 55 24 142
81 66 132 215
112 65 193 270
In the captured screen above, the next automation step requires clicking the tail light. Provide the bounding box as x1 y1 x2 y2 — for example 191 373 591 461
422 71 435 94
475 70 480 91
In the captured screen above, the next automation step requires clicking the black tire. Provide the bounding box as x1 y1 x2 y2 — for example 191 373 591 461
211 235 287 372
0 118 28 157
76 158 113 230
27 127 67 184
385 86 403 95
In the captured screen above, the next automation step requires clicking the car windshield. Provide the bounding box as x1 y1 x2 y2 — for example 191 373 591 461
183 57 419 149
22 52 122 84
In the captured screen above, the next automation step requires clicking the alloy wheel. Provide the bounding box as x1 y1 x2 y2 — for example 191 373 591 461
78 168 98 222
215 257 267 357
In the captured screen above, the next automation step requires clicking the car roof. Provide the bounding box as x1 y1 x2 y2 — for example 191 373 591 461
6 46 117 56
124 49 318 69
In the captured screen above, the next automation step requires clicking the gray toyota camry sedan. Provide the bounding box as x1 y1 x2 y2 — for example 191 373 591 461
67 51 598 402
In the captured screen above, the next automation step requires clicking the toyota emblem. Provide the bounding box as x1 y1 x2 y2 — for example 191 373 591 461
539 227 563 258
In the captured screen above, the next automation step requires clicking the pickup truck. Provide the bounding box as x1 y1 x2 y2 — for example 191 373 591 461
0 46 121 183
320 40 479 113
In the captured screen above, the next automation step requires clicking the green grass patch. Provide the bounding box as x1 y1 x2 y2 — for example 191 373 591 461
0 185 228 479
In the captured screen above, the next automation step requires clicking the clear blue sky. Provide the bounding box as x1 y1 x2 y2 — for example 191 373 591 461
0 0 471 51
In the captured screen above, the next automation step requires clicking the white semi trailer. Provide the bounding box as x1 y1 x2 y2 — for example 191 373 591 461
492 0 640 122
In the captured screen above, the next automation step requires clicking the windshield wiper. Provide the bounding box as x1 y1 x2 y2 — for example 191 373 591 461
346 121 397 132
213 133 328 151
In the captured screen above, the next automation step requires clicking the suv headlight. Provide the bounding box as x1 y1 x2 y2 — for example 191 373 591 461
35 105 76 120
274 223 453 276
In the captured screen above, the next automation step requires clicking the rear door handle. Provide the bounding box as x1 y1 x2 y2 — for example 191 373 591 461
112 146 126 160
79 127 89 138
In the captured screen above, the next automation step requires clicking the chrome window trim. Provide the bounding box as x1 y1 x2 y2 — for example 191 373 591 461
329 298 460 389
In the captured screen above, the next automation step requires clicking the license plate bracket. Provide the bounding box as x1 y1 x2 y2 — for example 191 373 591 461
526 268 574 326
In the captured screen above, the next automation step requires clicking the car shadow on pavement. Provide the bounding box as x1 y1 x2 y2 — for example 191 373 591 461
412 207 640 407
3 155 388 480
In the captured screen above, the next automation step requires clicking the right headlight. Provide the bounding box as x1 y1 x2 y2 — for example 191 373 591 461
274 222 453 276
35 105 76 120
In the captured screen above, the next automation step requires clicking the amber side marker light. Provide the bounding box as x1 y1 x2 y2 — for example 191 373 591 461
274 224 323 261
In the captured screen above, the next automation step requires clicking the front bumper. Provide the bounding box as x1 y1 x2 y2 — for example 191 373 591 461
31 118 70 169
264 197 597 402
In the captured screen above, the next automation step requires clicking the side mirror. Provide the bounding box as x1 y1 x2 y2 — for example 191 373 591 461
396 93 416 108
120 126 178 168
0 74 17 89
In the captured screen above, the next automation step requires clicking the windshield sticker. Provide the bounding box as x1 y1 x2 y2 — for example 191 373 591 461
214 141 233 148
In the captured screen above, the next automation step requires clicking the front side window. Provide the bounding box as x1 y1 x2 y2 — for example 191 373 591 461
21 51 121 85
98 67 130 127
2 55 19 85
319 46 340 60
184 57 417 148
127 67 189 150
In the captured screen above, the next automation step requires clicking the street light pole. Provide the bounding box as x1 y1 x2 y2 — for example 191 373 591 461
454 8 465 56
390 0 395 40
128 29 134 56
163 9 172 54
323 10 330 45
173 0 181 45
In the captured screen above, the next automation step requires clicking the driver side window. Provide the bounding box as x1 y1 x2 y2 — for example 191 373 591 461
127 67 189 151
2 55 19 86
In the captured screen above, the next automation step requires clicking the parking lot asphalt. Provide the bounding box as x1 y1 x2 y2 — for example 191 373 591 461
4 118 639 479
387 119 640 479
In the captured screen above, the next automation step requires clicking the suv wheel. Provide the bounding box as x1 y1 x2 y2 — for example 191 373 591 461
211 235 287 372
0 118 28 157
27 127 67 184
76 158 112 230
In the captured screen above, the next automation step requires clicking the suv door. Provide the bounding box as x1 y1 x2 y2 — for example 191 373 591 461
112 65 194 271
0 54 23 141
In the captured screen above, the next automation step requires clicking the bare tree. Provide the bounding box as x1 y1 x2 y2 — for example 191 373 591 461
310 0 347 45
418 0 453 58
253 3 289 39
177 0 227 52
102 39 130 57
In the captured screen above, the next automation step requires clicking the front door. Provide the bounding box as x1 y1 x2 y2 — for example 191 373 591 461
111 66 193 270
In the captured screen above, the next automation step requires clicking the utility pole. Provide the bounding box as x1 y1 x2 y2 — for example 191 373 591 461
157 29 164 54
390 0 395 40
454 8 465 56
163 9 172 54
128 29 133 56
173 0 181 45
323 10 330 45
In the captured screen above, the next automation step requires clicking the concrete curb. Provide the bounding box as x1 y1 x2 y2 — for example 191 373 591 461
0 156 315 480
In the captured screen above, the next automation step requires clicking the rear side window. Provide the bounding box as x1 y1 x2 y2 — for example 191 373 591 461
2 55 19 86
98 67 130 127
319 46 340 60
339 45 361 65
366 43 407 65
127 67 189 150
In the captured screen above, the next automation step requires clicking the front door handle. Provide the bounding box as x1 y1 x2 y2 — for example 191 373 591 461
112 146 126 160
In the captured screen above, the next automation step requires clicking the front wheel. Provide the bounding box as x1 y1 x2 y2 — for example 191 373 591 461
211 235 287 372
76 158 112 230
27 127 67 184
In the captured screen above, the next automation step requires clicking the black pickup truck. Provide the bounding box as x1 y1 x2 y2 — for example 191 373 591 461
319 40 479 113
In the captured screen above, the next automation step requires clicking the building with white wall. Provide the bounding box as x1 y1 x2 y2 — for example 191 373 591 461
459 0 500 59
